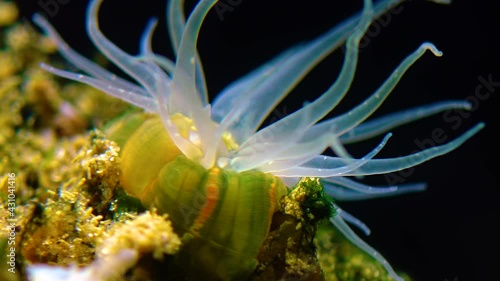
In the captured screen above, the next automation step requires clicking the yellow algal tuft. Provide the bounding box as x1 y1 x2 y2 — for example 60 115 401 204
75 130 121 214
19 194 110 266
97 210 181 261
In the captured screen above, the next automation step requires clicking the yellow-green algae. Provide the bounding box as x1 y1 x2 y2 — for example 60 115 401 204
0 2 411 280
315 224 410 281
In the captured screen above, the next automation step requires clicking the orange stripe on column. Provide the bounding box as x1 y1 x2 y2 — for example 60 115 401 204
190 167 220 234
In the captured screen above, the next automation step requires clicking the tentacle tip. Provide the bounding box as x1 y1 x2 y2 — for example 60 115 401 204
475 122 486 131
404 183 428 193
32 13 43 24
39 62 51 70
463 101 473 111
418 183 428 191
147 17 159 27
468 122 486 135
382 132 393 142
422 42 443 57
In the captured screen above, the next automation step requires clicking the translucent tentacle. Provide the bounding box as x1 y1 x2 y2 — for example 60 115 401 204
324 176 397 194
170 0 216 115
324 182 427 201
281 177 301 188
335 205 371 235
330 215 404 281
214 0 415 127
138 16 204 161
235 0 374 168
170 0 221 168
256 126 354 173
329 130 354 159
153 65 204 161
302 43 442 142
342 123 484 175
137 20 170 94
228 0 375 147
167 0 184 53
258 138 340 173
136 53 176 74
234 117 331 172
271 133 391 177
32 13 149 97
340 100 472 144
218 0 414 144
301 123 484 176
39 63 157 111
212 45 301 124
138 18 176 76
87 0 158 93
167 0 208 103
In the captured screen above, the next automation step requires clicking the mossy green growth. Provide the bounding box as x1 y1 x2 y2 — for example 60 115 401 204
109 188 146 221
284 177 336 225
315 223 411 281
250 178 336 281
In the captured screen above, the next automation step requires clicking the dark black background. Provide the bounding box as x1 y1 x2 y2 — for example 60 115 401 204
16 0 499 280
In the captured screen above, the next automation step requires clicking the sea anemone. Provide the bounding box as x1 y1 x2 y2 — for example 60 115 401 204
32 0 483 280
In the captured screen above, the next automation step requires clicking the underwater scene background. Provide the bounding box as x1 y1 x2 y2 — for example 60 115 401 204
3 0 499 280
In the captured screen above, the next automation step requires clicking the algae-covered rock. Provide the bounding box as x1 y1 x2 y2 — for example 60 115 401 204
251 178 335 281
26 211 181 281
